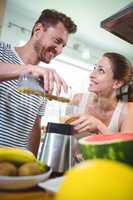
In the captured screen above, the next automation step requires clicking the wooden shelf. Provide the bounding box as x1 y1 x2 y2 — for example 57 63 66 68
101 2 133 44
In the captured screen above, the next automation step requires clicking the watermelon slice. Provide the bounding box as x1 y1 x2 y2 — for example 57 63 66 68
78 133 133 166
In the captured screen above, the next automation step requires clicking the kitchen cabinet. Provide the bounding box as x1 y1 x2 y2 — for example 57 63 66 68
101 2 133 44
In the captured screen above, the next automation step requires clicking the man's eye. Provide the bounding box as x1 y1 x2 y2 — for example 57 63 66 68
55 39 66 48
55 39 62 44
55 39 60 44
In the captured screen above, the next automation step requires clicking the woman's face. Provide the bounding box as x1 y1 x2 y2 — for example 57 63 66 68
89 56 119 96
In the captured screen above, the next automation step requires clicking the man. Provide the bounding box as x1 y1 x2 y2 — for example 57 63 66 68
0 9 77 156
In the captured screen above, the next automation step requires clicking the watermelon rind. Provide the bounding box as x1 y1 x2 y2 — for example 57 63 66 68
78 134 133 166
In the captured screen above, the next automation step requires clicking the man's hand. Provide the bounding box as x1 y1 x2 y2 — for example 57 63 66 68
27 64 68 95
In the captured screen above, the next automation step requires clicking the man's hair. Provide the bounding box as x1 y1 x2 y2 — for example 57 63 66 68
31 9 77 35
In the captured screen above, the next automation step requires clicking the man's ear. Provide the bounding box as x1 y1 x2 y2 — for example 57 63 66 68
33 23 45 37
113 80 124 90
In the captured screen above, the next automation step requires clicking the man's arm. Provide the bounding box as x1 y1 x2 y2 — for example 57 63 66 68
0 62 67 94
28 115 42 157
0 62 25 81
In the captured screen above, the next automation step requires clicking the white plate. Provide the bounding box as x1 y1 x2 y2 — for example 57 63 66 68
38 176 64 193
0 168 52 190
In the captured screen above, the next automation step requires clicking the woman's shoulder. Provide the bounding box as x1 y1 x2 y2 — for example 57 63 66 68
126 102 133 111
120 101 133 116
122 101 133 108
118 101 133 129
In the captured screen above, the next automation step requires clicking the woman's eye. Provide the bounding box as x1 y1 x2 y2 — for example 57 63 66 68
92 65 96 71
99 68 105 73
92 65 105 74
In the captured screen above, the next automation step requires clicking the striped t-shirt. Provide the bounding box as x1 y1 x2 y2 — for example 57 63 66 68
0 42 47 149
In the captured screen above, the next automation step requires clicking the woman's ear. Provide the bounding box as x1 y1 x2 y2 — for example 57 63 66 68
113 80 124 90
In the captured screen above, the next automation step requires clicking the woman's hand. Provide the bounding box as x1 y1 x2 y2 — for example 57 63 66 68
68 114 111 134
70 114 100 133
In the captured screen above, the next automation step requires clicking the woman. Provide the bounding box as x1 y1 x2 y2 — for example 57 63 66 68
68 52 133 135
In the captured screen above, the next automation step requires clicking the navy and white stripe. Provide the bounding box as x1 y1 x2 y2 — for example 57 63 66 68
0 42 47 149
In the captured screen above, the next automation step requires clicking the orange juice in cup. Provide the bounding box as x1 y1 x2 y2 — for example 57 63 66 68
59 102 79 123
65 116 79 124
59 115 78 124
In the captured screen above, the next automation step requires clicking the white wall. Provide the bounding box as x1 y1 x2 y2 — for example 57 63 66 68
1 0 105 66
1 1 33 45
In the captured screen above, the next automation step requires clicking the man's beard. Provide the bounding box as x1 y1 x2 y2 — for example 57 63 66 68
33 40 47 63
33 40 56 63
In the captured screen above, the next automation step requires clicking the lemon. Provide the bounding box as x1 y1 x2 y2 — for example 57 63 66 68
55 159 133 200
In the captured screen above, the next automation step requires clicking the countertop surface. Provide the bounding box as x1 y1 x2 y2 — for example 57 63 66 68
0 186 55 200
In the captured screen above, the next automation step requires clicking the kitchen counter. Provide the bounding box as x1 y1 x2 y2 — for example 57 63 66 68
0 186 55 200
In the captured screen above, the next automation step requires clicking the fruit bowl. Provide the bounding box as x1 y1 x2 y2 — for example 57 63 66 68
0 167 52 190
